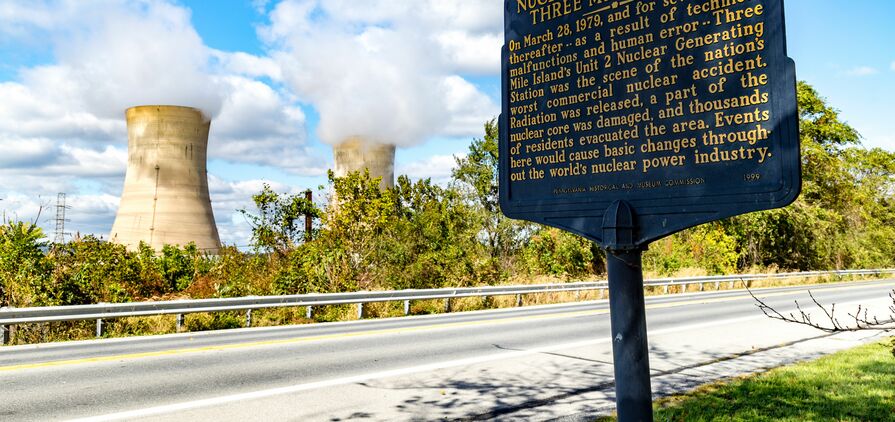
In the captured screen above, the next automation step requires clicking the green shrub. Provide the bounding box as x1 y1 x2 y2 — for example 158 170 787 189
0 221 50 307
45 236 139 305
523 227 595 278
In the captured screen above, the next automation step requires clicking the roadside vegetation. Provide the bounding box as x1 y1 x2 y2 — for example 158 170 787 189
2 82 894 344
600 338 895 421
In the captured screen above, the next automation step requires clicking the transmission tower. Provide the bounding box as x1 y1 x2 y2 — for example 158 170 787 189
54 192 71 244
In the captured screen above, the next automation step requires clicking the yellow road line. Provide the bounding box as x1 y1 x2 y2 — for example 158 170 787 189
0 310 606 372
2 282 891 373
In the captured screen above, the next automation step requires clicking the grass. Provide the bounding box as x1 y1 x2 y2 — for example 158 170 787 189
600 338 895 421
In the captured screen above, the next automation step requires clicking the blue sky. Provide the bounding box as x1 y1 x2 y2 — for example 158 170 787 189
0 0 892 246
784 0 895 150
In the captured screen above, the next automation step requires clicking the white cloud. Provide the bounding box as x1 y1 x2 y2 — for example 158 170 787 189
0 1 227 150
261 0 501 146
64 194 122 239
251 0 273 14
265 7 446 147
404 1 504 75
7 1 225 119
442 76 500 137
211 50 283 81
0 1 319 163
0 81 124 144
437 31 503 74
0 139 126 179
0 193 56 229
891 61 895 71
0 138 59 169
846 66 879 77
0 1 309 158
50 145 127 178
397 154 463 185
0 1 69 40
211 75 323 174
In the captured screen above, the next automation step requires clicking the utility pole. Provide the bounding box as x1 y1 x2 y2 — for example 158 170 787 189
304 190 313 242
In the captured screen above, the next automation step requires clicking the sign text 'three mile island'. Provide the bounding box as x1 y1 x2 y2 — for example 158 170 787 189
499 0 800 246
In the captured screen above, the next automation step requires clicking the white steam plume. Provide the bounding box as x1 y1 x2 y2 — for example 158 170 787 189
262 0 498 147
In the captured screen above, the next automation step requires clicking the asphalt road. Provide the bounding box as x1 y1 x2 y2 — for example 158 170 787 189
1 280 893 421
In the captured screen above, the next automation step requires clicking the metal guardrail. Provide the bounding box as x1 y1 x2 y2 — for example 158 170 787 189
1 269 892 343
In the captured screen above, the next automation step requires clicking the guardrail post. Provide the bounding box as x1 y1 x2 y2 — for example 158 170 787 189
176 314 185 333
682 284 688 293
403 300 410 316
515 294 523 307
729 281 735 289
305 306 313 319
245 309 252 328
2 324 10 345
699 282 705 292
96 319 103 338
444 298 452 313
663 285 669 295
357 303 364 319
714 281 720 290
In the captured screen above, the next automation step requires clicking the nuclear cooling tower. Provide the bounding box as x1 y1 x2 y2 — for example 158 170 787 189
110 105 221 252
333 138 396 190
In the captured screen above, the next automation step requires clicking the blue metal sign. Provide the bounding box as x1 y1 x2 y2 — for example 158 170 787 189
500 0 800 248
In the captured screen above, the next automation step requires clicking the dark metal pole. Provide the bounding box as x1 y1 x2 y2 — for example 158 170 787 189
603 200 653 421
304 190 313 242
607 249 653 421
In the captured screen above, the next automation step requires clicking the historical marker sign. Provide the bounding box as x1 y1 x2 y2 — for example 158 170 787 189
500 0 800 247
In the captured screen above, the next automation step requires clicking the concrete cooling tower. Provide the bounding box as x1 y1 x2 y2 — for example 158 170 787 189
110 105 221 252
333 138 396 190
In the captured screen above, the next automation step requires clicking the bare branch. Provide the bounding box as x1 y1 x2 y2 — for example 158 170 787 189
747 283 895 333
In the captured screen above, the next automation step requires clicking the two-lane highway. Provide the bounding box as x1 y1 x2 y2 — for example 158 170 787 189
2 280 893 421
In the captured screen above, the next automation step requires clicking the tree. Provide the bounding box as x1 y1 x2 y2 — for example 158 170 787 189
522 227 595 278
45 236 139 305
322 169 398 291
723 82 892 271
0 220 49 307
385 175 480 288
797 81 861 212
239 183 320 256
746 82 895 355
452 119 533 277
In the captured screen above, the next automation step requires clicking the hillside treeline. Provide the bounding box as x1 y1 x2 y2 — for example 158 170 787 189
1 82 893 311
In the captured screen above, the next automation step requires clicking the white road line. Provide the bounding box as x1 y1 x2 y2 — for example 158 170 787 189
67 314 768 422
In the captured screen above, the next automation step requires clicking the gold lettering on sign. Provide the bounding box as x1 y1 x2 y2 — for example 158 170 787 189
506 0 779 188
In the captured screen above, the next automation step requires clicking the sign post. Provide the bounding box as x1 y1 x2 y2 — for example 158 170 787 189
500 0 800 419
603 200 652 419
